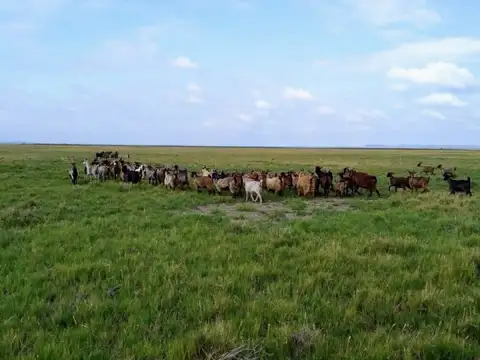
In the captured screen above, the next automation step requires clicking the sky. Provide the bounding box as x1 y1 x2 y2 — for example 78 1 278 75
1 0 480 147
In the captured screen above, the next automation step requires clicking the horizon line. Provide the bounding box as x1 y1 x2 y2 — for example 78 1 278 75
1 142 480 151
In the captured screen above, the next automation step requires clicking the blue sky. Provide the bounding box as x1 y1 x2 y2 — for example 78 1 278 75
2 0 480 146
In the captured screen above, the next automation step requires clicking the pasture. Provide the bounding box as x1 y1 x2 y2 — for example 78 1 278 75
1 144 480 360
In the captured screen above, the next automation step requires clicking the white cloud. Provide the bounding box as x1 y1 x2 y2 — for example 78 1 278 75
233 0 252 10
417 93 466 107
186 95 203 103
345 113 364 123
186 82 201 92
422 109 446 120
389 83 408 91
254 100 273 109
380 28 414 43
283 87 314 100
350 0 441 28
344 109 389 124
316 105 335 115
387 62 476 88
369 109 388 119
313 59 330 68
355 37 480 72
237 113 252 122
0 20 33 34
172 56 198 69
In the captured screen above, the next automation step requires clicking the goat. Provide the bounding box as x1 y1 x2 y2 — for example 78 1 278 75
82 159 97 183
440 165 457 178
244 178 263 203
417 162 441 175
212 173 243 197
346 169 380 197
144 165 157 185
95 164 108 182
190 172 215 194
68 163 78 185
164 170 176 190
296 173 315 197
213 175 232 194
229 173 244 198
201 166 212 177
334 180 347 197
315 166 333 197
407 171 430 192
386 172 411 192
155 167 167 185
173 165 189 189
338 167 361 195
281 171 294 189
121 165 141 190
262 172 284 195
443 173 472 196
112 161 121 180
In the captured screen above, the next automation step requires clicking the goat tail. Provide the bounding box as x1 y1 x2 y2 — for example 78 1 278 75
468 177 471 183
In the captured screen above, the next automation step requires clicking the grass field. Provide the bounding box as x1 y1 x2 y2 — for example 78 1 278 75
1 144 480 360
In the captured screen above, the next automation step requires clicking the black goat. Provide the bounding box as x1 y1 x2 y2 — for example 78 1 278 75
315 166 334 197
386 172 411 192
68 163 78 185
122 165 142 185
443 174 472 196
123 171 141 184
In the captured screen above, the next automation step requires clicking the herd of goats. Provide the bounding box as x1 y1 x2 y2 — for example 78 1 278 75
67 151 473 202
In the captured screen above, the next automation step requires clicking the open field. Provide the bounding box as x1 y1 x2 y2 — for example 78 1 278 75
1 144 480 359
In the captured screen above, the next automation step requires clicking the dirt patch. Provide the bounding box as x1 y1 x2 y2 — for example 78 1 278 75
187 198 352 223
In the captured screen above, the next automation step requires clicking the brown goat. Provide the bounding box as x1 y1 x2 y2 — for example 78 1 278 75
229 173 244 197
417 162 441 175
190 172 215 194
386 172 411 192
262 172 284 195
346 169 380 197
213 173 244 198
315 170 333 197
245 171 261 181
408 171 430 192
338 167 365 195
296 173 315 197
335 180 347 197
281 171 294 189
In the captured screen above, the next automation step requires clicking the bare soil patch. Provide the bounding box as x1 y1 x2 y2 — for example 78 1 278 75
187 198 352 223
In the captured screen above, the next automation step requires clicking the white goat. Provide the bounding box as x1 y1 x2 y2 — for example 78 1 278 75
95 164 107 181
201 166 211 177
244 177 263 203
164 171 176 190
82 160 96 182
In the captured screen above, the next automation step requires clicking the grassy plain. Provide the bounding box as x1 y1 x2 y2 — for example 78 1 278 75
1 144 480 360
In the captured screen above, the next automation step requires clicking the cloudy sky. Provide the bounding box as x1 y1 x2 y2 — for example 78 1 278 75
1 0 480 147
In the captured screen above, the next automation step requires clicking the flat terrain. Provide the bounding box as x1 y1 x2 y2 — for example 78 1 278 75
1 145 480 360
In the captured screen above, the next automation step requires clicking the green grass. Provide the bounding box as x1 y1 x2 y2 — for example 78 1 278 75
1 144 480 359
